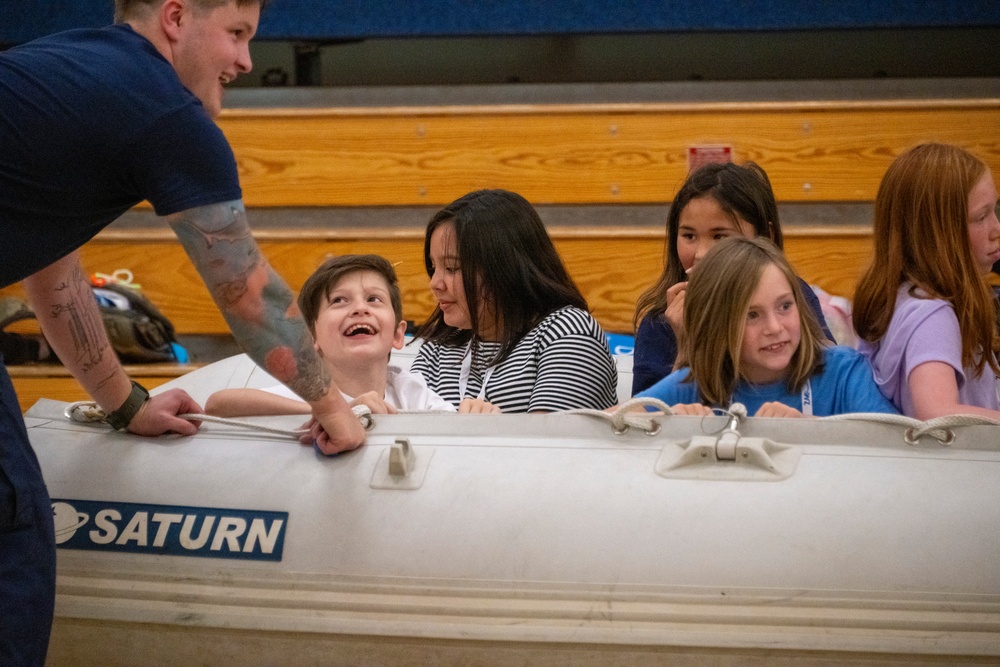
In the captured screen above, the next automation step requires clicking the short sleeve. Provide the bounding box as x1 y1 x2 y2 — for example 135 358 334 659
409 342 435 384
530 330 618 411
799 278 835 343
130 105 242 216
834 349 899 414
901 305 965 379
636 368 700 407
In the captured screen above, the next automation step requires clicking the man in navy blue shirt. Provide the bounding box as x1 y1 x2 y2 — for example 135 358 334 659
0 2 365 663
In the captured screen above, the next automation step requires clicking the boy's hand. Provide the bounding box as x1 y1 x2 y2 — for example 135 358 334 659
350 391 398 415
755 402 804 418
458 398 501 414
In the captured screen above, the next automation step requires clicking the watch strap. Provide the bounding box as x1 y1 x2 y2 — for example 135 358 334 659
105 380 150 430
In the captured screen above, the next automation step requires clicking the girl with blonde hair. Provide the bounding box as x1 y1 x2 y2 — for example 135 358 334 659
637 237 896 417
854 143 1000 419
632 162 832 395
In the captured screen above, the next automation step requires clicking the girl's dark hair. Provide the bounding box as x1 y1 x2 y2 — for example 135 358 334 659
416 189 588 365
633 161 782 329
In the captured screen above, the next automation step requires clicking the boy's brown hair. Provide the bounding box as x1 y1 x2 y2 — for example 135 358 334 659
297 255 403 335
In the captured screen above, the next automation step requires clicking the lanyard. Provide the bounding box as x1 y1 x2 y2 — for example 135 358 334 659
800 378 813 417
731 378 812 416
458 342 495 400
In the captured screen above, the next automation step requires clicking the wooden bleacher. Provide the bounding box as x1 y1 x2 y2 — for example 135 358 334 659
4 98 999 410
219 100 1000 206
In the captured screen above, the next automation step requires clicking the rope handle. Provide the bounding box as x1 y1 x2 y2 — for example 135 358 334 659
563 397 675 436
62 397 1000 447
819 411 1000 446
63 401 375 440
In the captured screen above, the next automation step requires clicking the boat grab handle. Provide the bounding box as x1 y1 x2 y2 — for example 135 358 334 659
655 434 802 481
371 437 435 490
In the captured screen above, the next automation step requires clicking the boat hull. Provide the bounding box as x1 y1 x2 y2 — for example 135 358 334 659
24 355 1000 664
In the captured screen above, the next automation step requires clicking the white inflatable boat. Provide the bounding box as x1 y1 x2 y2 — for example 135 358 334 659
25 348 1000 665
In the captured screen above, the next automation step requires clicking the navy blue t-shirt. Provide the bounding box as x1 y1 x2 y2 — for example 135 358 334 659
0 25 242 287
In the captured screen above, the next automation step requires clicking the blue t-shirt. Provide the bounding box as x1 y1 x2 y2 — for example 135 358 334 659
0 25 242 287
632 276 835 395
636 345 898 416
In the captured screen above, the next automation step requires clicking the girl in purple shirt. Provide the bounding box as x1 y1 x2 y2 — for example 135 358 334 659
854 143 1000 419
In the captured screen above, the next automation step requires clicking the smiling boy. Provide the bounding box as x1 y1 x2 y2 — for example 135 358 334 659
206 256 455 417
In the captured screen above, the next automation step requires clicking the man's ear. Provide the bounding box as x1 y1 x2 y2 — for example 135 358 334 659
160 0 187 42
392 321 407 350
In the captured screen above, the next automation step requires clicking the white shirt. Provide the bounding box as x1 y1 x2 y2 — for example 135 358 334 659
264 364 455 412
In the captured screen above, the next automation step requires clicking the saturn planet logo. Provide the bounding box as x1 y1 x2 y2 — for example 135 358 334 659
52 501 89 545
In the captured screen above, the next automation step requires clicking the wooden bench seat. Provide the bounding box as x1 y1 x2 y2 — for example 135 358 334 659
0 224 876 338
1 224 876 411
216 100 1000 207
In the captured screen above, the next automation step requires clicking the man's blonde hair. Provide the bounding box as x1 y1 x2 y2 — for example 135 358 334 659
683 236 826 406
114 0 268 23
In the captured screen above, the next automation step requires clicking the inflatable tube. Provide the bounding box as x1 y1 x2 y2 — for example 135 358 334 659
26 353 1000 665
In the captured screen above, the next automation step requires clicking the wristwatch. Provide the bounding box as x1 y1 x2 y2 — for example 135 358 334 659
105 380 150 430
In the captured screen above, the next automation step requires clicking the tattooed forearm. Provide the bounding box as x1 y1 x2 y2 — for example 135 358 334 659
95 371 118 390
169 202 263 307
288 334 331 402
235 268 331 401
170 201 337 404
50 264 105 371
22 251 130 411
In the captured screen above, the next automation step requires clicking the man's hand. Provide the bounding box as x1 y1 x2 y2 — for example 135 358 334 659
301 406 367 456
126 389 203 436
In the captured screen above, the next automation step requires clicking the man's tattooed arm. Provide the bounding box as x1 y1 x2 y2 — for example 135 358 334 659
22 252 131 411
167 200 332 403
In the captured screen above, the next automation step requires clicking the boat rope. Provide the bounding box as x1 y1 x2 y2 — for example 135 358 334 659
821 412 1000 446
562 397 676 435
62 397 1000 447
62 400 374 439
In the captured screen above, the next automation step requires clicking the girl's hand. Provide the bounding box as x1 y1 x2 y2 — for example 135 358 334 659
670 403 713 416
663 281 688 335
458 398 501 414
754 402 805 418
350 391 398 415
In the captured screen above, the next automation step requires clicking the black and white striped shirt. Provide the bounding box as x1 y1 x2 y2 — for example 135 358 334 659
410 306 618 412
